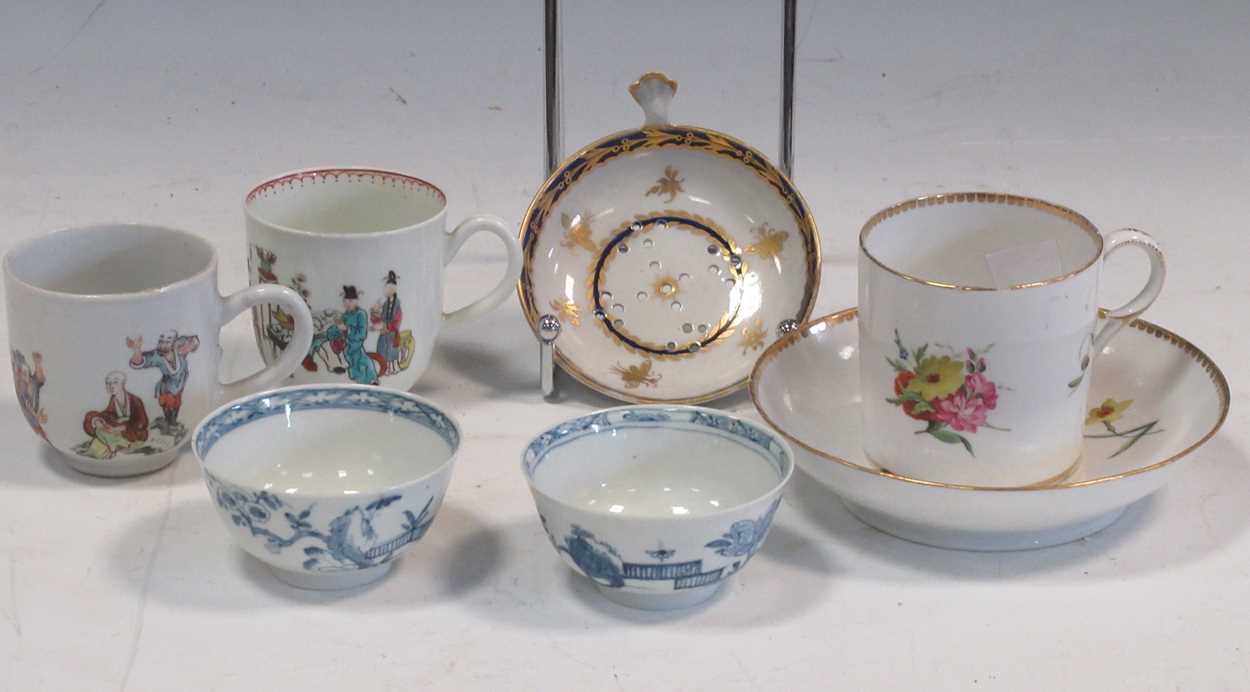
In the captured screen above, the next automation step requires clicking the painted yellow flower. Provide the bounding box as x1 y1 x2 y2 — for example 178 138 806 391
904 356 966 401
1086 398 1133 426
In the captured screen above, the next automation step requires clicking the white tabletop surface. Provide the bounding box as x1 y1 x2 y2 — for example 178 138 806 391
2 1 1248 690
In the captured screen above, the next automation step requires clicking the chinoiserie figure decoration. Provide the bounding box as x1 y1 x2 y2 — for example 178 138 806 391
372 271 404 377
81 371 149 459
128 330 200 436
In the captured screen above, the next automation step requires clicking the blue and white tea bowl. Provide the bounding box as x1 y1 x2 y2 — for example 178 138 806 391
193 384 459 590
523 406 793 610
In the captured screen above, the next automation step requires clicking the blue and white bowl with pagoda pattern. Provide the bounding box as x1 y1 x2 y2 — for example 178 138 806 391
523 405 793 610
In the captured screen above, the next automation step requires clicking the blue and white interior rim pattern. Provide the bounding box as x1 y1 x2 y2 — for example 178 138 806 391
195 386 460 457
524 406 791 481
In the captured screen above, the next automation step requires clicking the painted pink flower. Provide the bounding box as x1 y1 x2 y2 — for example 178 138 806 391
963 372 999 410
934 391 989 432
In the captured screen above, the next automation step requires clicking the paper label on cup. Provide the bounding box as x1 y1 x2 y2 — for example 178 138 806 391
984 239 1064 289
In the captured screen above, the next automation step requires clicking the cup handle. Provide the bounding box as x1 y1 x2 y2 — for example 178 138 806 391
1091 228 1166 358
217 284 314 402
441 214 523 327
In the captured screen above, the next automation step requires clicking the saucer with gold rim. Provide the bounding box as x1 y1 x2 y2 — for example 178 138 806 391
750 308 1229 551
517 72 821 404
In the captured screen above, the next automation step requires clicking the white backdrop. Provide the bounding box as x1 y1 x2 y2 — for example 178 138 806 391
1 1 1248 690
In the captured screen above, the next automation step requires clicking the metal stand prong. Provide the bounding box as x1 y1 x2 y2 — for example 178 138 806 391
538 314 562 398
539 0 564 399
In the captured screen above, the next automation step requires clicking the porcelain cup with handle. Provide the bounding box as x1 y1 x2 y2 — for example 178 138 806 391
4 224 314 477
858 192 1165 487
244 167 523 390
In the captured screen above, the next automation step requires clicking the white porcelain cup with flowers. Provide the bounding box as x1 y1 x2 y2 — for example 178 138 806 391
857 192 1165 488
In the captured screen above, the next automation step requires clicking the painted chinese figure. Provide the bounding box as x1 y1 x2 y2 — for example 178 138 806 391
372 270 403 376
81 371 149 459
128 330 200 435
12 350 47 439
310 286 379 385
339 286 379 384
303 307 348 374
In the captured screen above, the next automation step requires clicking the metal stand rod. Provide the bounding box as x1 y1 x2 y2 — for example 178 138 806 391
780 0 796 178
544 0 562 176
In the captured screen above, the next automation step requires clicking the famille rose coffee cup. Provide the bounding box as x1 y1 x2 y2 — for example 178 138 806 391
858 192 1165 487
4 224 314 477
244 167 523 391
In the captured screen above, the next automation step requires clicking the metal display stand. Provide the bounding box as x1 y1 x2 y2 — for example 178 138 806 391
537 0 800 398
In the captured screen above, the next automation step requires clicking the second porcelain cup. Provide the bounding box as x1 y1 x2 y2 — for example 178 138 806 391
858 192 1165 487
245 167 523 389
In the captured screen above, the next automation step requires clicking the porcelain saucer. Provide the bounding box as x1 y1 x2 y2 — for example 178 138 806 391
750 308 1229 551
517 72 821 404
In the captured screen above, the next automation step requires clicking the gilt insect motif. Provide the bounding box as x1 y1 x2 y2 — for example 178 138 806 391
743 223 789 261
645 166 685 203
560 212 598 255
612 359 661 389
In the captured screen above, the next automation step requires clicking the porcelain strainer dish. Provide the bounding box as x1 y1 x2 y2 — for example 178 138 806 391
517 72 821 404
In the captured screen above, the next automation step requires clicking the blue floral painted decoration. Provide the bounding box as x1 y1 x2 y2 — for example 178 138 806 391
705 497 781 558
208 476 437 572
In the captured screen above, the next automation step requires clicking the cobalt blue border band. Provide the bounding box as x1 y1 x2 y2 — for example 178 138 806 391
523 407 790 479
196 387 459 457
